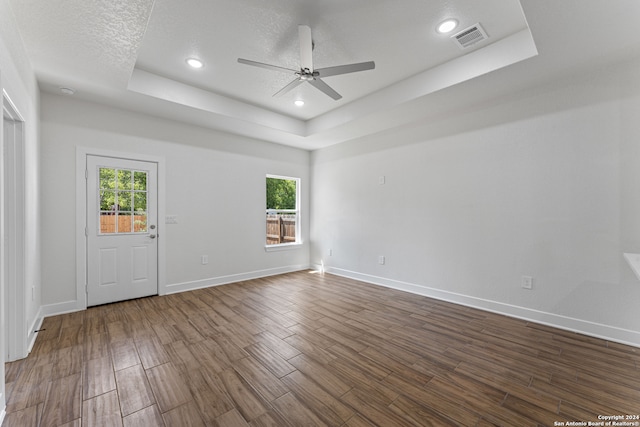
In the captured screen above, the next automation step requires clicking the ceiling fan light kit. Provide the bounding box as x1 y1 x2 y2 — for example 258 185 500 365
238 25 375 101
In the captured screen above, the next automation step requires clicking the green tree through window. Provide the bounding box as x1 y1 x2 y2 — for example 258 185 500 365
266 176 299 246
266 177 296 210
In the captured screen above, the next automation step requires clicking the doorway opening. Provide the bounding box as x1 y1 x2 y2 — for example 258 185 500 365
3 91 27 362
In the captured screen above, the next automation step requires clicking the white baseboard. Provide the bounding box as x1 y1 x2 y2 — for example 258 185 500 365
27 307 44 354
39 265 310 319
321 266 640 349
7 307 47 361
39 300 84 319
164 265 310 295
39 264 638 348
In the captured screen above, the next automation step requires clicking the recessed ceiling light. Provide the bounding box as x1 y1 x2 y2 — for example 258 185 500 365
186 58 204 69
437 19 458 34
294 100 305 107
60 87 75 95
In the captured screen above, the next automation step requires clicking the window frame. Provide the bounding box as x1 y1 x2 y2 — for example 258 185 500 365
265 174 302 251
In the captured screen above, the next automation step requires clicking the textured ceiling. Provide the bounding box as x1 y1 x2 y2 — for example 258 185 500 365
7 0 640 150
134 0 527 119
9 0 154 89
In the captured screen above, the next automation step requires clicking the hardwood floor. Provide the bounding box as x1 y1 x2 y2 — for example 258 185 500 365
3 271 639 426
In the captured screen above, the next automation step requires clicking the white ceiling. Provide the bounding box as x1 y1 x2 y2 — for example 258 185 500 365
7 0 640 150
135 0 527 119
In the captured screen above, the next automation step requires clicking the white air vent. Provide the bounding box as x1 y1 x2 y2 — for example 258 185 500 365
452 23 488 49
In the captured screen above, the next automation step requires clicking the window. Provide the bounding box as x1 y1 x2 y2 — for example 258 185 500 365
266 175 300 246
99 167 148 234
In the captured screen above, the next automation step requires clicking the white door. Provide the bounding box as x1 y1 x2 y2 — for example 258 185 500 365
87 155 158 306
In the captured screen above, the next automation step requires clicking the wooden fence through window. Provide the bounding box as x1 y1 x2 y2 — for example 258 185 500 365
266 214 296 245
100 214 147 233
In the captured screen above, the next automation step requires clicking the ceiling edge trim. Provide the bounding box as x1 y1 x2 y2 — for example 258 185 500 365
127 68 307 136
307 27 538 136
125 28 537 145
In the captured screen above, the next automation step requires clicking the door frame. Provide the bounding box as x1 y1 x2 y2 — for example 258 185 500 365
76 147 166 310
3 90 27 361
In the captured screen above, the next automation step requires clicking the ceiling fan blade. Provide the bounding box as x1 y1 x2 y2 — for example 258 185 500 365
298 25 313 71
309 78 342 100
237 58 296 74
316 61 375 78
273 78 304 98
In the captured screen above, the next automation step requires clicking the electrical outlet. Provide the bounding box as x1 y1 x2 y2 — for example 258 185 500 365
378 255 385 265
201 255 209 265
521 276 533 289
379 175 386 185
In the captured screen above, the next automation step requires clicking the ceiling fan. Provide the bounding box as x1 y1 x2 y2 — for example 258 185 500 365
237 25 375 101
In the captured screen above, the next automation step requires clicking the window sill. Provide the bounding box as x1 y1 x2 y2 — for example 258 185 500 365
264 242 303 252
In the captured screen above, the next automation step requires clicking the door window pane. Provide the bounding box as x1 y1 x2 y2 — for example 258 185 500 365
100 213 116 234
134 192 147 211
100 168 115 190
134 171 147 190
98 167 149 234
118 212 132 233
118 169 132 190
134 213 147 232
100 190 116 211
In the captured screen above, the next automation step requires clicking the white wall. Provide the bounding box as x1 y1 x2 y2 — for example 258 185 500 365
40 93 310 310
0 0 42 412
18 5 640 354
311 57 640 347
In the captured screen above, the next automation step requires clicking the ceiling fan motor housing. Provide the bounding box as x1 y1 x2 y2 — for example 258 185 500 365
298 69 316 80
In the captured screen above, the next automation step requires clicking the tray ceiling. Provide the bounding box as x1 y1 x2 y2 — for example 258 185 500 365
8 0 640 149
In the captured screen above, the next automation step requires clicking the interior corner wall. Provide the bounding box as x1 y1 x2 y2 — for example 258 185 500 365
39 93 310 312
1 0 42 361
310 57 640 347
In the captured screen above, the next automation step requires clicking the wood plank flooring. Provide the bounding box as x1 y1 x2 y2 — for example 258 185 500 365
3 271 639 426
